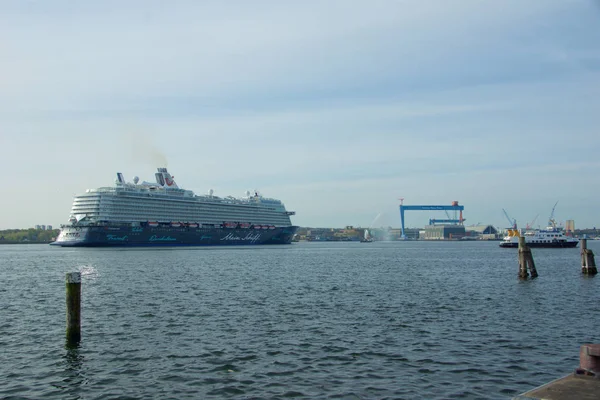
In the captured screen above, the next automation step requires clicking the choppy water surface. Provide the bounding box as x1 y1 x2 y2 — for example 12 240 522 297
1 241 599 399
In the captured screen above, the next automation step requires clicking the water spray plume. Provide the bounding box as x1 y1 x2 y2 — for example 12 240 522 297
370 212 383 229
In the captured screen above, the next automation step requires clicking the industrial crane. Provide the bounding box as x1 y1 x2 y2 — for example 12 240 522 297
429 209 464 226
525 214 539 230
548 201 559 229
502 209 517 229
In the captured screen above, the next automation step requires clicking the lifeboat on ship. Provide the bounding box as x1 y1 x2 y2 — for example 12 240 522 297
148 221 159 227
253 225 262 230
239 222 250 229
268 225 276 230
224 222 238 229
171 222 181 228
188 223 199 228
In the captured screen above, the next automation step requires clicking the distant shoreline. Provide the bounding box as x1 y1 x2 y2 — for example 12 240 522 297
0 241 53 245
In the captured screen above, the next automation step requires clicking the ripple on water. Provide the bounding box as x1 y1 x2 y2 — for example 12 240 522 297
0 241 598 399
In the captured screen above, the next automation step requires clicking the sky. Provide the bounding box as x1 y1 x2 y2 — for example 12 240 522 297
1 0 599 230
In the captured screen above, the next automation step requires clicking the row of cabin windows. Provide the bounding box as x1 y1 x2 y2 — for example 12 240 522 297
73 204 285 215
93 208 289 220
74 199 280 211
76 210 289 224
77 192 284 205
110 198 286 212
72 203 286 217
74 207 289 219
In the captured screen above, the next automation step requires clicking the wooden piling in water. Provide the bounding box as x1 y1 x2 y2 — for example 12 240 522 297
518 236 538 279
580 239 597 275
66 272 81 344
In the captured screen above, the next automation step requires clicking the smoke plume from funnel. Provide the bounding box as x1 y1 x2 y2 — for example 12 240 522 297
127 132 168 167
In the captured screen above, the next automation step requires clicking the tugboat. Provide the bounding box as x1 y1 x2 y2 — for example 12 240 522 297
360 229 373 243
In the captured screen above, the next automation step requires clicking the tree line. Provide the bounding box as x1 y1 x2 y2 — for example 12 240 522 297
0 229 60 243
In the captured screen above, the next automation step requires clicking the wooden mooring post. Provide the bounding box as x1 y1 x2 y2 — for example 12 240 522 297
66 272 81 344
581 239 597 275
518 236 538 279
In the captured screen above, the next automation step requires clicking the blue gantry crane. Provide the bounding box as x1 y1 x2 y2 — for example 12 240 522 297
429 209 462 225
399 200 464 238
428 218 463 225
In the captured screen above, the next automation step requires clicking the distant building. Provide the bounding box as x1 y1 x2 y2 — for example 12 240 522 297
403 228 420 240
40 225 46 230
465 225 499 240
35 225 41 230
387 228 419 240
47 225 53 230
422 225 466 240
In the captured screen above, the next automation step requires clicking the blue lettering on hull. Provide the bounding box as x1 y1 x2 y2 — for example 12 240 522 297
149 235 177 242
53 226 298 247
106 234 129 241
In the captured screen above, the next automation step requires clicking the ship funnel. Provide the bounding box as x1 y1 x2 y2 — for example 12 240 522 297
156 167 178 188
155 172 165 186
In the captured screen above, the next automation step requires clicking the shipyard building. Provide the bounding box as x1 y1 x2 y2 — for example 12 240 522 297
421 224 466 240
465 225 498 240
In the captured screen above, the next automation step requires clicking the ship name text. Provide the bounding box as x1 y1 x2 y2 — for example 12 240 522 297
149 235 177 242
106 234 129 241
221 233 261 243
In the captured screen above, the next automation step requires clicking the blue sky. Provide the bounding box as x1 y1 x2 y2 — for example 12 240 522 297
1 0 599 229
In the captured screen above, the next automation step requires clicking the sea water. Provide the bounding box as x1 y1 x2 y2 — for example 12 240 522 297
1 241 599 399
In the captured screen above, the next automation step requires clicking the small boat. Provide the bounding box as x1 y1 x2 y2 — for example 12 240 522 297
239 222 250 229
360 229 373 243
148 221 159 227
224 222 237 229
261 225 269 230
268 225 276 230
254 225 262 229
188 223 199 228
170 222 181 228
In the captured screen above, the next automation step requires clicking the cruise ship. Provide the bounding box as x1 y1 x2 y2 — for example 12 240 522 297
51 168 298 247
